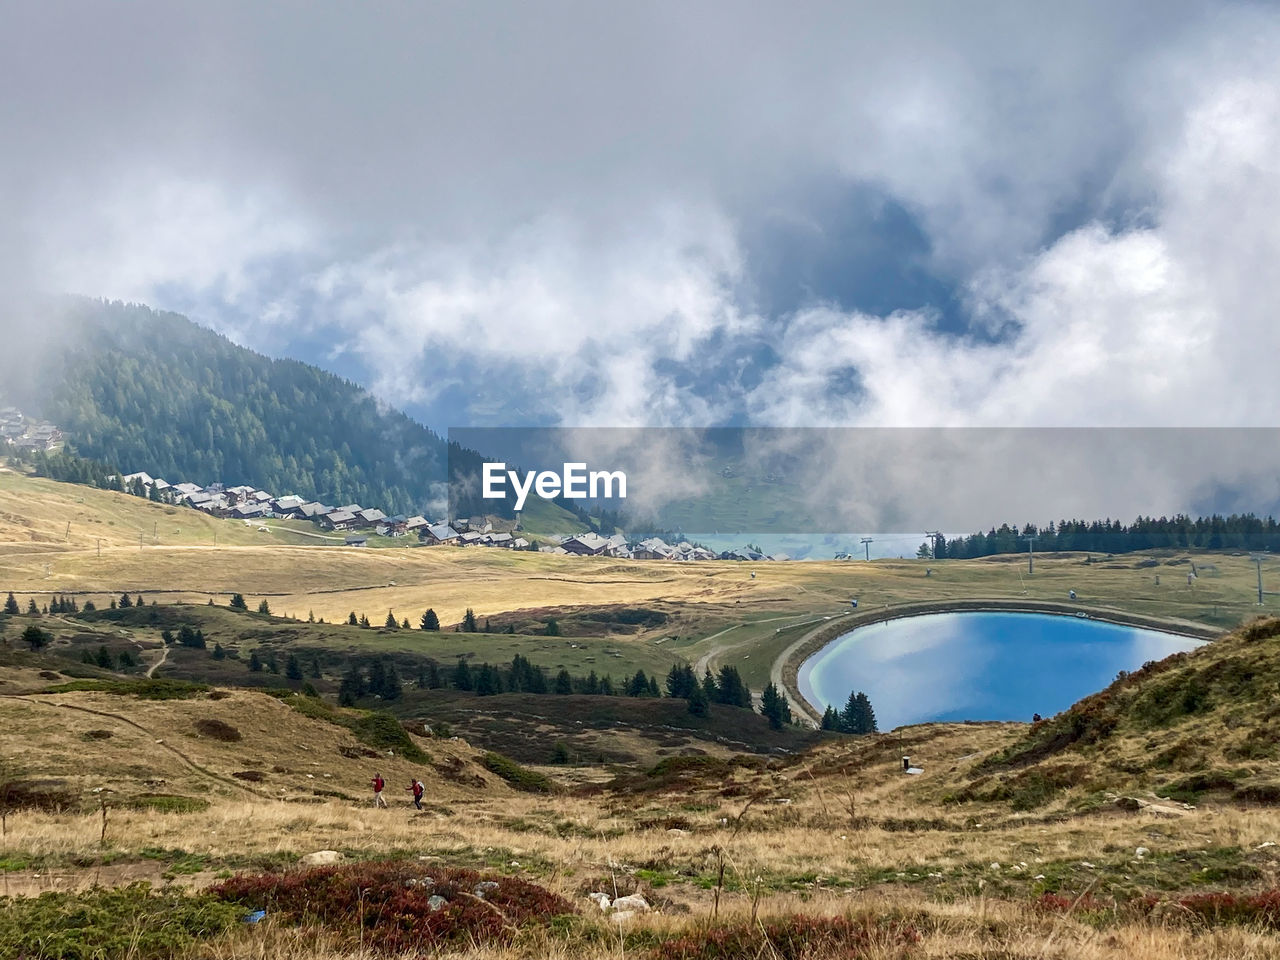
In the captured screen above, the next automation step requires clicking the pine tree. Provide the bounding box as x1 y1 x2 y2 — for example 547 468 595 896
759 681 791 730
95 645 113 668
348 611 358 625
401 618 410 629
309 657 322 678
462 608 478 633
384 611 398 629
420 608 440 631
22 625 50 651
687 682 710 717
286 654 303 682
359 613 370 628
27 598 39 615
554 669 573 694
248 651 263 672
453 658 474 691
544 618 560 636
338 665 363 706
821 705 841 731
384 662 402 699
3 592 19 615
212 642 226 660
229 593 247 610
476 663 500 696
257 599 271 616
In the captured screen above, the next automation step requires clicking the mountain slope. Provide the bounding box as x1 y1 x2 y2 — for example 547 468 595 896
1 298 446 515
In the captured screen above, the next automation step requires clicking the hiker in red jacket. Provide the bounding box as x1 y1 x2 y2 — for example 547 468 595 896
371 772 387 808
407 778 425 810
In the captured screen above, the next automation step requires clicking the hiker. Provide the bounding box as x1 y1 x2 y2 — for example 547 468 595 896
371 772 387 808
407 778 425 810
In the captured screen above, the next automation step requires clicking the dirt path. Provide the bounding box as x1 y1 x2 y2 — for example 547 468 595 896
145 642 169 678
692 613 837 679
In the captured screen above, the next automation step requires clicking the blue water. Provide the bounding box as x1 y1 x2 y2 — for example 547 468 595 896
798 611 1205 730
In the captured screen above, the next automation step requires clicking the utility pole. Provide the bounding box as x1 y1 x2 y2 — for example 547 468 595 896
1022 533 1039 574
1253 555 1266 605
860 537 874 561
924 531 941 560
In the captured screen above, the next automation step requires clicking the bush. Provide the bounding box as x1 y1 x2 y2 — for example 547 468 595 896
481 752 554 793
192 718 241 742
40 678 209 700
655 914 920 960
0 883 241 959
349 712 430 763
212 861 574 953
1138 889 1280 928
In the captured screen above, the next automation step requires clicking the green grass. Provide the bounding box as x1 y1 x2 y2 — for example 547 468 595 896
480 752 555 793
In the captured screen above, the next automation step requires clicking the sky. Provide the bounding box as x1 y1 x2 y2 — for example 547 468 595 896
3 1 1280 435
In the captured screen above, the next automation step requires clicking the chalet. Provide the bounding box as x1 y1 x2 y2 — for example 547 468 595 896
297 501 331 519
344 534 369 548
172 482 204 499
634 538 674 560
604 534 631 558
512 537 530 550
122 471 156 488
230 502 269 520
561 532 610 556
486 532 514 548
321 510 358 531
422 523 459 545
404 516 429 533
225 485 257 504
458 531 485 546
356 508 387 528
376 515 410 537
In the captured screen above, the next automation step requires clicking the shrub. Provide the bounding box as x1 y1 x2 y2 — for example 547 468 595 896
655 914 921 960
1137 889 1280 928
193 718 242 742
40 678 209 700
349 712 430 763
211 861 574 953
0 883 241 959
481 752 554 793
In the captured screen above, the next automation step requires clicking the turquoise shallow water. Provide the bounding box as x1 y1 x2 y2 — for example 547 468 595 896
797 611 1205 730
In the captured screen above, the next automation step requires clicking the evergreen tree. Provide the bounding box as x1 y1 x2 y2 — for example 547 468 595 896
648 675 660 697
383 662 402 699
599 675 615 696
95 645 113 668
554 669 573 694
420 608 440 630
368 658 388 696
582 669 601 695
3 592 19 615
544 618 560 636
476 663 500 696
212 642 226 660
359 614 370 628
248 651 263 672
309 657 322 678
384 610 398 629
338 665 363 706
83 600 96 612
118 650 136 668
462 608 478 632
286 654 303 682
348 611 358 626
118 593 132 609
27 598 39 615
267 655 279 674
840 691 878 734
687 682 710 717
453 658 474 691
161 629 174 645
229 593 247 610
702 668 718 702
426 660 442 688
401 618 410 629
257 599 271 616
760 682 791 730
22 625 50 651
821 705 841 731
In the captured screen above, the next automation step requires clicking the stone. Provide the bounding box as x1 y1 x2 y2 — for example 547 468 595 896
428 895 447 912
587 892 611 911
612 894 650 912
473 881 500 899
1136 846 1150 858
1116 796 1142 812
299 850 342 866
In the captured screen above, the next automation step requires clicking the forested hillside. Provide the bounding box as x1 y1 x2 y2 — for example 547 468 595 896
0 299 445 515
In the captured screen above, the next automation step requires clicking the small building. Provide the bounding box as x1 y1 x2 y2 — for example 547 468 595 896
344 534 369 548
422 523 459 545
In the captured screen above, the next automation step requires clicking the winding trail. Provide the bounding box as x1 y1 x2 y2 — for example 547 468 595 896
144 643 169 678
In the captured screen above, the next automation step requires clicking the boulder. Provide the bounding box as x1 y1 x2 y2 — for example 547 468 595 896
612 894 650 913
299 850 343 866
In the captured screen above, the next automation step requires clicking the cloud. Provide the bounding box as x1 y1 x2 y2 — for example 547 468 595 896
3 0 1280 452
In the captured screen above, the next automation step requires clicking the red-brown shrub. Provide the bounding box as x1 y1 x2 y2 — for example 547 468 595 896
654 914 920 960
211 861 573 953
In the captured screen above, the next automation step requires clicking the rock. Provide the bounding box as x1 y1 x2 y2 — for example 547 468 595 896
299 850 343 866
989 862 1001 871
612 894 650 913
473 881 500 899
428 895 447 912
1080 862 1095 869
1136 846 1150 858
1116 796 1142 812
667 828 688 836
587 892 611 911
1257 841 1277 850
